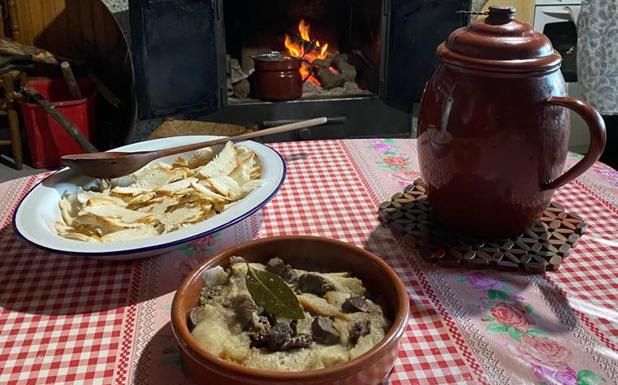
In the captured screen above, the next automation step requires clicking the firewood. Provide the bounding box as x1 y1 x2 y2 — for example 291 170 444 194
333 53 348 62
315 68 345 90
332 55 356 82
312 58 333 69
20 88 98 153
233 79 250 98
60 61 82 99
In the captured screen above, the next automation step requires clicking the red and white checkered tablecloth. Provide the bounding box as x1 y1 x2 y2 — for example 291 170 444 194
0 139 616 385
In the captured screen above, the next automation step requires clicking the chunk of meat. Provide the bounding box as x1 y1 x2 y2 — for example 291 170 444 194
265 322 294 351
349 320 371 345
298 273 334 296
311 316 340 345
342 295 370 313
266 257 298 283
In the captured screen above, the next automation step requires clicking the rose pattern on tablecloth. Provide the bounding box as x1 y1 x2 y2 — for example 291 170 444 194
382 155 410 168
533 365 579 385
531 365 607 385
592 166 618 187
511 335 573 371
463 272 501 291
172 233 220 278
459 272 607 385
368 139 420 187
490 302 535 332
348 139 616 383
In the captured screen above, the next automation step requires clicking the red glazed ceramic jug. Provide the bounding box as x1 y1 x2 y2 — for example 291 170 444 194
417 6 606 237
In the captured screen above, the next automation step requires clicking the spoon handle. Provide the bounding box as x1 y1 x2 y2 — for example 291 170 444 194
149 117 328 160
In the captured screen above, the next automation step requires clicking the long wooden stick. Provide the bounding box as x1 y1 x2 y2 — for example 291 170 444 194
150 117 328 159
60 61 82 99
21 88 98 153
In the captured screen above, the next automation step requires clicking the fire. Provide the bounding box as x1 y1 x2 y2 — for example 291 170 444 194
300 63 313 84
284 34 303 58
284 19 331 85
319 43 328 59
299 19 310 42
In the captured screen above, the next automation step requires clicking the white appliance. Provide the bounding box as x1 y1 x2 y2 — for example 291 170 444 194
533 0 589 154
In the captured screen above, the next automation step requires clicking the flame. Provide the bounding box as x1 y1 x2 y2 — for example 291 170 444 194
319 43 328 59
299 19 311 42
284 19 331 85
299 62 313 80
284 34 303 58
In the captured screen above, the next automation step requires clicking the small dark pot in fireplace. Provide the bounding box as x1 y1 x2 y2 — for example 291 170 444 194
253 53 304 101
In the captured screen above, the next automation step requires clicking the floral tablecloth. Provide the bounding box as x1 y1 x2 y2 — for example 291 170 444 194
1 139 617 385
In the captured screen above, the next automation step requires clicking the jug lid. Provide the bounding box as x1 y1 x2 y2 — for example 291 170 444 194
438 5 561 72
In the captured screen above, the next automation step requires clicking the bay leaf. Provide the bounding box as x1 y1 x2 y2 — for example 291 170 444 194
246 264 304 319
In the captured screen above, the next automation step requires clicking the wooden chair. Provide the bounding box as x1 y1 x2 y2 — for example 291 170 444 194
0 70 23 169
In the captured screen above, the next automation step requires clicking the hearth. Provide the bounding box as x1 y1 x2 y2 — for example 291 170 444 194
130 0 470 141
226 5 377 102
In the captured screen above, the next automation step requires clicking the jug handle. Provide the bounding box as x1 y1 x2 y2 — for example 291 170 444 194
541 96 607 191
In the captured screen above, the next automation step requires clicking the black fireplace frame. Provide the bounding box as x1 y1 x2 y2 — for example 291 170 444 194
130 0 470 141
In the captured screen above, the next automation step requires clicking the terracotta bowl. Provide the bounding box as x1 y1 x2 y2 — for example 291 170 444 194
171 235 410 385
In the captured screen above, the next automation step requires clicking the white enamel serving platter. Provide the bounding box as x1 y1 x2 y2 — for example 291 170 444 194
13 136 286 260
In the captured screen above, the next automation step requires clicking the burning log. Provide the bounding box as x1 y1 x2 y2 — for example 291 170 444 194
315 68 345 90
332 54 356 82
312 57 333 69
279 19 360 92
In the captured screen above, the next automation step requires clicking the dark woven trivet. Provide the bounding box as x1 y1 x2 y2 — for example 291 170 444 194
378 179 587 273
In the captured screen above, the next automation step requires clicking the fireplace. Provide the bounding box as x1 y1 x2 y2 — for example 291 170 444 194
224 2 380 101
130 0 470 141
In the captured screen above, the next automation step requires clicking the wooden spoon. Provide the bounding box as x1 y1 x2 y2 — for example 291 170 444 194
61 117 328 178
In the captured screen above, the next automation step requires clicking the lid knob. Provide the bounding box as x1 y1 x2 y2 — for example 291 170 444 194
486 5 516 25
438 3 561 72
